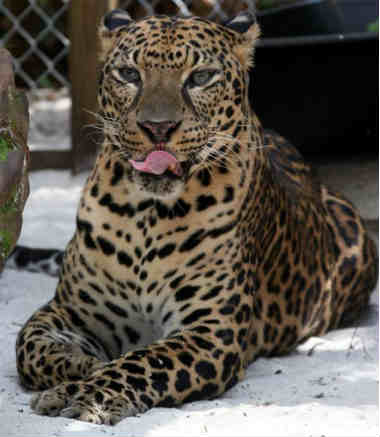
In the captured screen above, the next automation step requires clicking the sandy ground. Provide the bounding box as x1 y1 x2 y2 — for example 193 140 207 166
0 92 378 436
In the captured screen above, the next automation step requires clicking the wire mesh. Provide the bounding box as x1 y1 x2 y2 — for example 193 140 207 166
0 0 70 89
0 0 255 89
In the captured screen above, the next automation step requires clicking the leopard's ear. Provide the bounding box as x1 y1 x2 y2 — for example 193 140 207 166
224 11 260 69
98 9 133 61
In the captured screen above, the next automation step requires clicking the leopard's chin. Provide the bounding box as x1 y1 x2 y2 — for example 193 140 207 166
131 160 192 200
133 170 185 200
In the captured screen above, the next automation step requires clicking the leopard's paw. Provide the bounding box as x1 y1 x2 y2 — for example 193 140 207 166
31 381 140 425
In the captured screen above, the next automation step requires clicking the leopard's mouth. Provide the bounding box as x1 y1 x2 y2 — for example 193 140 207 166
136 160 192 181
129 149 193 181
129 150 181 176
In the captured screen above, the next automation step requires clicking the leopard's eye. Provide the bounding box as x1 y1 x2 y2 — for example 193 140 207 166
187 70 217 88
115 67 141 84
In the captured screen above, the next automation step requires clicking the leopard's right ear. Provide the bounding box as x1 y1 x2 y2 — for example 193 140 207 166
98 9 133 61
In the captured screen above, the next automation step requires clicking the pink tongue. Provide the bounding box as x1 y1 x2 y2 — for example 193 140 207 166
129 151 182 176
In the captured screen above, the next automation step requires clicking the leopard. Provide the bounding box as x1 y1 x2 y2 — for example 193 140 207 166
15 9 378 425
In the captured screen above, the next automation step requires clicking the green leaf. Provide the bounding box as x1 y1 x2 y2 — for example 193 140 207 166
0 136 11 161
0 229 12 258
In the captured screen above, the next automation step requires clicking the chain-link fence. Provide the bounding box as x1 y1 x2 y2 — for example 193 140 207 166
0 0 70 89
0 0 255 89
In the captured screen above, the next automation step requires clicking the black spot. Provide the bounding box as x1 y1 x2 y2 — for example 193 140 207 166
189 39 201 48
88 281 104 294
237 328 247 347
43 364 53 376
197 168 211 186
105 301 128 317
99 193 135 217
225 106 234 118
117 250 133 267
26 341 35 353
177 351 194 367
186 253 206 267
192 335 214 351
111 161 124 185
220 119 234 132
221 352 238 382
175 285 200 302
219 305 234 315
95 391 104 404
145 282 157 294
151 371 169 395
195 360 217 380
237 269 246 286
90 184 99 197
162 311 173 323
155 202 168 219
209 218 238 238
78 289 97 305
97 236 115 256
158 243 176 259
183 382 218 403
182 308 212 325
140 394 153 408
196 195 217 211
66 307 85 327
179 229 206 252
148 354 174 370
140 270 148 281
173 199 191 217
201 285 223 300
162 270 177 280
145 248 157 263
170 274 186 289
175 369 191 392
66 384 79 396
103 369 122 379
127 375 148 391
94 312 115 330
215 328 234 345
77 218 96 249
124 325 140 344
157 396 176 407
267 302 282 324
223 186 234 203
138 199 154 211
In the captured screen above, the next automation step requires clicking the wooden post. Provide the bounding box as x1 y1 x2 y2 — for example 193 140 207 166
69 0 118 173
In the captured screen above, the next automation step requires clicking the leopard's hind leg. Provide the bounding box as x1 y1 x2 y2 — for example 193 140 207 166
321 186 378 329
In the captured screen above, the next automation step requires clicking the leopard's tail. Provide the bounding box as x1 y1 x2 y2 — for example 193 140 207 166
5 245 63 277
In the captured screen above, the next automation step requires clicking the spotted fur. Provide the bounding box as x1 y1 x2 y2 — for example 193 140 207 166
16 10 378 425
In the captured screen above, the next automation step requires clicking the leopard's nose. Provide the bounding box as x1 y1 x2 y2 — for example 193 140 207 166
137 120 182 144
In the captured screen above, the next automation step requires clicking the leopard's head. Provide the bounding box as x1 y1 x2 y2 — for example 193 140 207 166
98 9 260 199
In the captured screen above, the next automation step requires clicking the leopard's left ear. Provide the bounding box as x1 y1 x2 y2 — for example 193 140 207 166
224 11 260 69
98 9 133 61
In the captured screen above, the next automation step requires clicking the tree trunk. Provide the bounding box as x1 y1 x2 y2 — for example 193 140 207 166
0 49 29 272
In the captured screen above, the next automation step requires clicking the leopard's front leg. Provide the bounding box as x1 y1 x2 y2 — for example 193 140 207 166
31 324 248 425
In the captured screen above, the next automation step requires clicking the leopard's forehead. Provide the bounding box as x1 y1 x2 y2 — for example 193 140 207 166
113 15 235 69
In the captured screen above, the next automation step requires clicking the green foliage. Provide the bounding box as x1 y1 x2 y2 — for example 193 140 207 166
368 20 379 33
0 136 12 161
0 229 12 258
0 185 18 215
